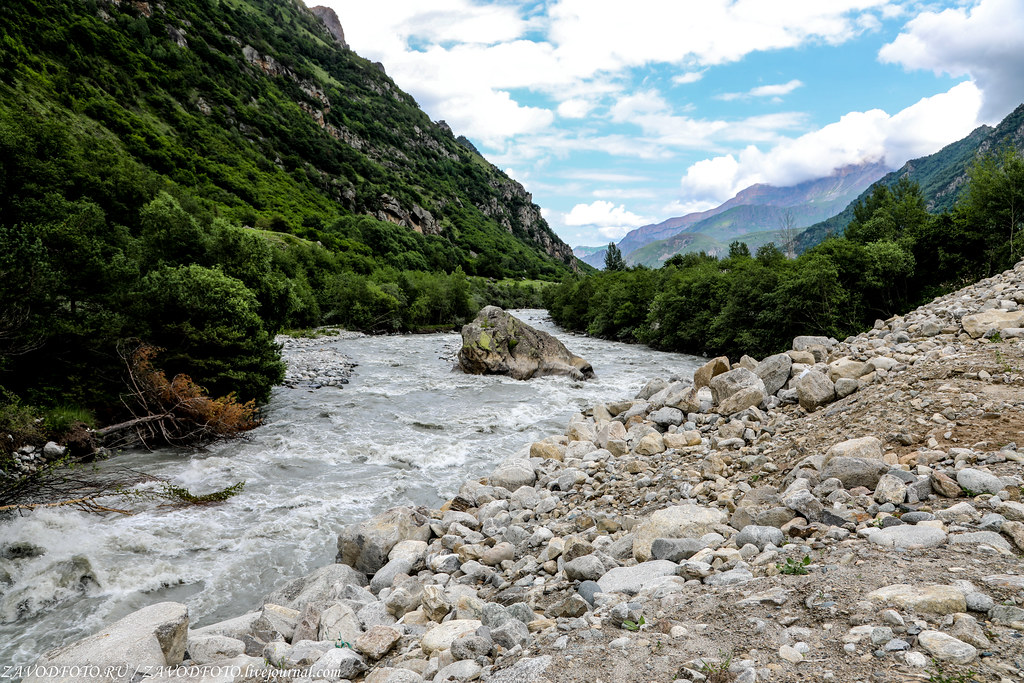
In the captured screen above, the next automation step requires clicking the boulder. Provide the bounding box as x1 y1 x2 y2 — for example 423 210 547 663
718 387 766 415
868 526 947 549
420 620 482 655
337 507 432 575
827 357 871 382
597 561 678 595
633 504 726 561
792 335 831 351
821 457 888 489
693 356 730 390
823 436 888 464
867 584 965 615
735 525 784 551
956 468 1007 495
753 353 792 396
709 368 765 406
26 602 188 683
961 310 1024 338
458 306 594 380
794 370 835 411
489 458 536 491
918 631 977 664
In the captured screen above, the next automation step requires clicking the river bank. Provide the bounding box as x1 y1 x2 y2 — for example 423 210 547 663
19 264 1024 680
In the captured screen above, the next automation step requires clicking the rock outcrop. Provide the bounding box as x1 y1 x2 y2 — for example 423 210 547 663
458 307 594 381
309 5 348 48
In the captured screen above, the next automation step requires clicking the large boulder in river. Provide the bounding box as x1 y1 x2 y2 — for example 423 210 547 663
25 602 188 682
337 506 432 575
458 307 594 381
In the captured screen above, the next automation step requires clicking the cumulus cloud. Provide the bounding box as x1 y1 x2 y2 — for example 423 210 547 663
557 99 593 118
672 71 705 85
679 82 983 203
564 200 652 227
879 0 1024 121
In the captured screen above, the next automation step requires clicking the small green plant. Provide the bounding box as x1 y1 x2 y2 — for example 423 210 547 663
622 615 645 631
988 331 1003 343
926 659 977 683
776 555 811 575
749 473 760 483
335 638 353 649
45 405 96 435
960 487 978 498
994 348 1017 373
698 651 736 683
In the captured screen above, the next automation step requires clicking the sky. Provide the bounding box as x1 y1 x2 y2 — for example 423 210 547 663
311 0 1024 247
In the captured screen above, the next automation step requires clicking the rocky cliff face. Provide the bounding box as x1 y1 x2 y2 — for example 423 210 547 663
309 6 348 48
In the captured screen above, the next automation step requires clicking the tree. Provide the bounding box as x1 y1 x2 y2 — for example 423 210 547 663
963 147 1024 269
778 209 798 258
604 242 626 271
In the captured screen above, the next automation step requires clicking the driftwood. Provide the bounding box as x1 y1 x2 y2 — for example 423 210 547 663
0 497 132 515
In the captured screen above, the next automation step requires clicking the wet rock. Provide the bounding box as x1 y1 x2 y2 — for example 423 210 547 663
458 307 594 380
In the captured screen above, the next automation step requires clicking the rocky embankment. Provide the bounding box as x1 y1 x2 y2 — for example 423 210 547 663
26 262 1024 683
278 332 361 389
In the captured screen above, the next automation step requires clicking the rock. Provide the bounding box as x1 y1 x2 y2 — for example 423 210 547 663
435 660 484 682
821 457 888 489
186 635 245 665
633 504 727 561
365 668 423 683
451 635 493 662
873 474 907 505
753 353 792 396
931 471 962 498
989 604 1024 625
961 309 1024 338
309 647 367 680
355 625 401 660
547 593 591 618
421 620 482 655
709 368 765 406
491 617 531 650
663 430 701 448
650 537 704 561
458 307 594 380
370 556 415 593
866 584 965 614
1000 520 1024 551
383 578 423 618
530 441 564 461
868 526 947 549
782 488 823 522
949 531 1013 552
795 370 835 411
793 335 831 351
488 458 536 492
648 406 684 427
26 602 188 682
634 432 666 455
693 356 730 390
563 555 605 582
577 581 602 606
834 377 859 398
735 525 784 551
704 567 753 586
823 436 886 464
666 385 702 413
292 603 321 642
318 601 361 643
950 614 991 648
917 630 977 664
779 644 803 663
337 507 431 575
827 357 870 382
719 387 766 415
956 468 1007 495
936 501 981 525
488 655 552 683
597 560 678 595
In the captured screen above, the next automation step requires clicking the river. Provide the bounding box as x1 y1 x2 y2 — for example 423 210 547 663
0 310 702 668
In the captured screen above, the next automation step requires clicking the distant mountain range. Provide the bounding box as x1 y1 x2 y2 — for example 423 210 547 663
796 103 1024 252
577 161 888 268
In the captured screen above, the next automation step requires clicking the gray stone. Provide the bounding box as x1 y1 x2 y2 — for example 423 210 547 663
709 368 765 406
956 468 1007 495
370 557 415 593
753 353 792 396
949 531 1013 551
782 488 823 522
834 377 859 398
488 656 552 683
451 635 493 662
650 537 704 561
868 526 947 549
989 604 1024 625
632 504 726 561
435 660 484 682
458 307 593 380
577 581 602 606
735 525 784 551
26 602 188 683
704 568 753 586
318 601 361 643
337 507 431 575
873 474 907 505
490 617 531 649
563 555 605 582
185 635 245 665
795 370 835 411
648 406 684 427
918 630 977 664
824 436 886 463
597 560 678 595
821 457 888 489
488 458 537 492
309 647 366 681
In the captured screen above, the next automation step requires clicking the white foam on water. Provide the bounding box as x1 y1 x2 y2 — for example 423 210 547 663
0 310 703 669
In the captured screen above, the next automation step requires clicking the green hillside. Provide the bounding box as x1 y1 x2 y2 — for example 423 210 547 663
797 105 1024 251
0 0 578 441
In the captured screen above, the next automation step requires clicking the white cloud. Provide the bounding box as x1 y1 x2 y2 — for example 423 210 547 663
672 71 705 85
565 171 653 183
557 99 593 119
598 225 635 239
679 81 983 203
718 79 804 101
593 188 659 200
879 0 1024 121
564 200 652 227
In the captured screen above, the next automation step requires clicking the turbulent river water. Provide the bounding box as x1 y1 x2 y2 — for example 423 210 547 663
0 311 702 668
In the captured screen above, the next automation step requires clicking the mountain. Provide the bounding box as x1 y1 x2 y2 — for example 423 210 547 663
797 103 1024 252
0 0 575 277
597 162 887 268
573 245 607 267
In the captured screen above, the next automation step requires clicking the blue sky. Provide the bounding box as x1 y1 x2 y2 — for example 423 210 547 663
313 0 1024 247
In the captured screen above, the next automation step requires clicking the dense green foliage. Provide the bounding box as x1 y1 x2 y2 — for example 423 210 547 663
0 0 571 432
547 151 1024 360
